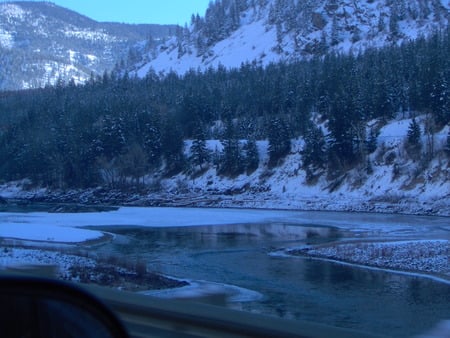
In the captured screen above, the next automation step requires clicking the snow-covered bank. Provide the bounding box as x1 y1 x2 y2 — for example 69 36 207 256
285 240 450 282
0 247 186 291
1 117 449 217
2 185 449 217
0 248 96 276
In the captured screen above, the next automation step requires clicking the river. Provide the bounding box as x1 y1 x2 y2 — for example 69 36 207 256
86 210 450 338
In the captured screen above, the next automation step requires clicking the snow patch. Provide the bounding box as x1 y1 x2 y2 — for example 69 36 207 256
63 29 117 43
0 28 13 49
0 248 96 277
0 3 26 20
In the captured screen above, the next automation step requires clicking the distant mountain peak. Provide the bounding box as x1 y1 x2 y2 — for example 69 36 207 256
0 1 177 90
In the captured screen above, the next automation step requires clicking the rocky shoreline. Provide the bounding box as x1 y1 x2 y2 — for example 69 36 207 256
2 186 450 217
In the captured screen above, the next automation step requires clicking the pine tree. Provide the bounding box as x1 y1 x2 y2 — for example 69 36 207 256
431 72 450 127
161 119 185 175
366 158 373 175
378 15 385 32
143 116 162 170
407 118 421 146
405 118 422 159
268 118 291 167
94 115 126 160
219 121 244 177
190 126 210 170
243 138 259 174
275 22 283 52
301 125 327 171
331 15 340 46
366 128 379 154
389 6 400 39
327 90 360 171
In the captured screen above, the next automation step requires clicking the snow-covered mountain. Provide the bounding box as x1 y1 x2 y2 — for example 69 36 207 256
0 1 176 90
2 1 447 88
135 0 449 77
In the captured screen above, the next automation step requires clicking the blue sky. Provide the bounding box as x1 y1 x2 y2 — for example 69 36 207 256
3 1 211 25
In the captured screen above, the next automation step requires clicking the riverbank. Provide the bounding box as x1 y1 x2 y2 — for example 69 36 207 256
1 168 450 218
0 247 188 291
284 239 450 283
2 190 450 218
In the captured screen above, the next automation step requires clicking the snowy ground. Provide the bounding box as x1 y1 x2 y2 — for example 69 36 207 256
0 247 96 278
0 246 186 291
285 240 450 283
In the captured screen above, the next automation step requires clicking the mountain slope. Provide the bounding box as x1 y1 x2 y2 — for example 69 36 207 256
135 0 449 76
0 1 176 90
2 116 448 216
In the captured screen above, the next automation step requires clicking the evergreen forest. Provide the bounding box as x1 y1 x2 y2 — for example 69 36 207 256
0 29 448 189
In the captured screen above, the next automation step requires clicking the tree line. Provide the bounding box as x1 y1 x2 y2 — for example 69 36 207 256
0 28 448 189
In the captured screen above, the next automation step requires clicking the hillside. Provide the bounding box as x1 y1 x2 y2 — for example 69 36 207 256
135 0 449 76
0 1 176 90
1 116 449 216
0 24 448 216
172 117 450 216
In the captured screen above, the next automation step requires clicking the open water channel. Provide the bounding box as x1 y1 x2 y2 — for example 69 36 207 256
88 211 450 338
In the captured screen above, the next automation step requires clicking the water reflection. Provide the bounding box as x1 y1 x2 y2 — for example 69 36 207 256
95 222 450 338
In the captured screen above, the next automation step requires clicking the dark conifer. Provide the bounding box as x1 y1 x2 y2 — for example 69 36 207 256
268 118 291 167
302 125 327 171
190 126 210 170
219 121 244 177
243 138 259 174
405 118 422 159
